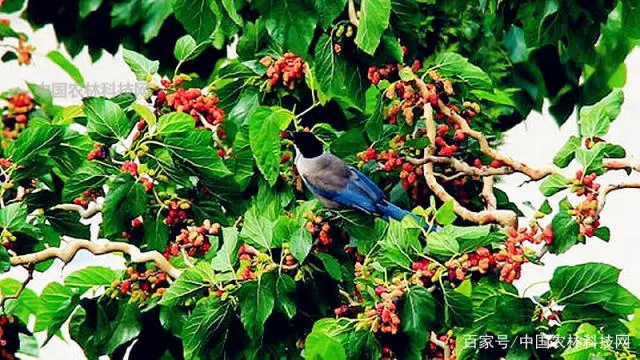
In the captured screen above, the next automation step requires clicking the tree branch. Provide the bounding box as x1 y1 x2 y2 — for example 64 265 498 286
348 0 360 26
0 266 33 311
10 238 183 279
597 181 640 215
420 104 517 227
50 201 103 219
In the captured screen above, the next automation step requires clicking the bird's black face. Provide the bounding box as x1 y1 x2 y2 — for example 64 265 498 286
284 131 324 158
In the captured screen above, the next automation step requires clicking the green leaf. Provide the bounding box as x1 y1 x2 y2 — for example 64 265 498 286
143 210 169 251
64 266 119 291
435 200 456 225
575 142 624 175
549 211 581 254
79 0 103 17
561 323 612 360
401 287 437 350
9 124 64 165
503 25 529 63
276 274 297 320
314 0 347 28
427 231 459 259
602 284 640 316
579 89 624 139
83 97 130 143
316 253 343 281
314 35 365 110
172 0 216 42
104 303 143 354
35 282 78 342
26 82 53 106
539 173 570 196
554 136 581 168
594 226 610 242
142 0 173 42
161 262 216 306
253 0 318 54
132 103 156 126
101 174 147 238
122 48 159 81
46 50 85 86
238 273 276 340
62 162 109 201
550 263 620 306
211 227 240 273
0 247 11 273
174 35 209 62
249 106 293 186
181 297 232 359
0 203 27 232
156 112 195 136
241 205 274 250
330 128 367 159
430 52 493 90
443 285 473 327
304 333 347 360
165 129 233 180
290 226 313 263
355 0 392 55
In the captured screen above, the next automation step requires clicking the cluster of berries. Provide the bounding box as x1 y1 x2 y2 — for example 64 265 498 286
357 147 429 202
359 279 406 334
0 315 17 360
304 213 346 252
163 199 192 227
367 64 399 86
280 242 297 268
446 246 497 282
260 53 307 91
121 216 144 241
2 92 34 139
72 189 101 209
0 19 8 26
493 226 550 283
119 161 154 191
17 36 34 66
107 266 170 303
569 170 602 237
237 244 277 280
331 23 356 54
86 143 107 161
409 258 437 286
1 229 16 252
163 220 220 259
385 80 422 125
427 331 457 360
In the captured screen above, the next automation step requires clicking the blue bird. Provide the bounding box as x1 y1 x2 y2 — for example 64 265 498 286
284 131 418 223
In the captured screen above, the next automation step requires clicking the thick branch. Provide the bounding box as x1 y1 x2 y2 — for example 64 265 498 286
51 201 102 219
482 177 497 211
604 159 640 173
10 238 182 279
420 104 517 227
407 155 514 177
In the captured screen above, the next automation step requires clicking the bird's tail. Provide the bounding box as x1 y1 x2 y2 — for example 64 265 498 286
376 200 416 222
376 200 439 232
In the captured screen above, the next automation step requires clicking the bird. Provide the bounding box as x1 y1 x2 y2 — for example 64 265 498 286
283 130 421 223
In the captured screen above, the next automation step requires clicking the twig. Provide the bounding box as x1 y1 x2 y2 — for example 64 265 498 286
9 237 182 279
0 266 33 311
407 155 514 177
430 332 451 360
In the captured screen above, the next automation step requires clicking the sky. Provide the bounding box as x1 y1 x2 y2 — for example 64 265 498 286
1 17 639 360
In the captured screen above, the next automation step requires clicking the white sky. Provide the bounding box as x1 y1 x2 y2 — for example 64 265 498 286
0 17 639 360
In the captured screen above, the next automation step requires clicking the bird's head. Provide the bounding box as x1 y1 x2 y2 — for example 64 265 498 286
282 130 324 158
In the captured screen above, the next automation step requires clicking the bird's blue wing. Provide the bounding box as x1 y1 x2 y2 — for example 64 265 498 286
302 167 384 214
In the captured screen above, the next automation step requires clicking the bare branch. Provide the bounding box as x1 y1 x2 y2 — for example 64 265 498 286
10 238 182 279
597 181 640 215
481 176 497 211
